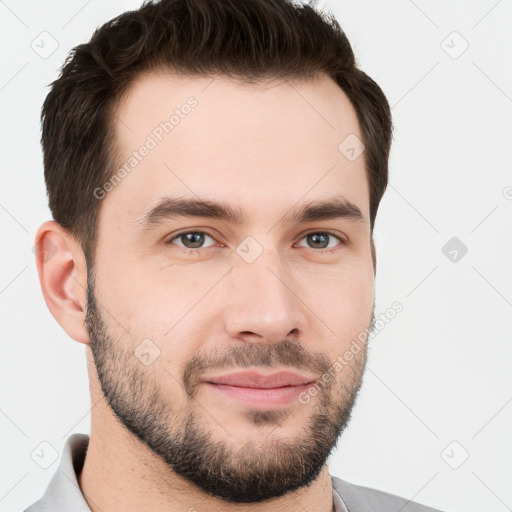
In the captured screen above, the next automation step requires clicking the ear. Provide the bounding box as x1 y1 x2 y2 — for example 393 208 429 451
370 236 376 276
34 220 90 344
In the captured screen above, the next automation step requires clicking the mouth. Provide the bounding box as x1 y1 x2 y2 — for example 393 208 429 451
201 369 317 410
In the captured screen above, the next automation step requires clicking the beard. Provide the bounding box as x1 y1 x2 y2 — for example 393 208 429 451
85 265 374 504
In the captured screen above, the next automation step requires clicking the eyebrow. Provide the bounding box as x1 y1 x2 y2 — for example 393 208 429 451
136 196 366 230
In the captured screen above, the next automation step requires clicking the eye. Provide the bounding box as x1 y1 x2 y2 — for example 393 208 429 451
165 230 344 253
166 231 217 250
295 231 344 251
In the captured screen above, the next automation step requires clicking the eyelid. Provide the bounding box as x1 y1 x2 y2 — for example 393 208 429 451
296 229 346 244
165 229 219 247
165 228 346 251
294 229 346 251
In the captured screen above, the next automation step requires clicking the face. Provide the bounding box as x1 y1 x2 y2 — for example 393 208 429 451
85 70 376 503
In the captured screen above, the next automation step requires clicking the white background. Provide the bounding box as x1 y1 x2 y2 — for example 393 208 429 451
1 1 511 511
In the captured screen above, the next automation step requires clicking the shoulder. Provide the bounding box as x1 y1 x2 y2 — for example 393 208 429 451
331 475 448 512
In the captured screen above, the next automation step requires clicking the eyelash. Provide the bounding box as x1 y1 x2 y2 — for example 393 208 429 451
164 230 345 254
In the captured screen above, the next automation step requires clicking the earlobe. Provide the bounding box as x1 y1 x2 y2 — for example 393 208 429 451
34 220 90 344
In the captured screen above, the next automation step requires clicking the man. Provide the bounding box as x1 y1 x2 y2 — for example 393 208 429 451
27 0 444 510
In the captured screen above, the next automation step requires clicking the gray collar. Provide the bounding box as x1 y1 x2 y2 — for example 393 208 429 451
26 433 356 512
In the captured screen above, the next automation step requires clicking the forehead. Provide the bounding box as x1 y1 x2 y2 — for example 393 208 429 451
104 69 369 229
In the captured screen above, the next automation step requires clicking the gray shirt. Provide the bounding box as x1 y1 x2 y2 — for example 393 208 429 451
24 433 445 512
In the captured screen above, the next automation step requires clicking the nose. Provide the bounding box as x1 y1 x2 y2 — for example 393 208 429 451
222 249 304 345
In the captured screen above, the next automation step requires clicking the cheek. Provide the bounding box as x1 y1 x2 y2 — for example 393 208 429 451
93 253 182 321
299 264 374 343
94 234 373 346
92 259 214 366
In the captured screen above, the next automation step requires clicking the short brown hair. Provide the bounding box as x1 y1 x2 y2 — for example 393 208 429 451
41 0 393 262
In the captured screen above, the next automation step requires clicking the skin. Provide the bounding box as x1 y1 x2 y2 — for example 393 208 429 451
35 69 376 512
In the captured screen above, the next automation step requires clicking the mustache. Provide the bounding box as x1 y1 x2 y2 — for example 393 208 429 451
182 339 332 399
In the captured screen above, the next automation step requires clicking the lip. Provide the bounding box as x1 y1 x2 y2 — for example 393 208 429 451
202 369 317 388
201 370 317 410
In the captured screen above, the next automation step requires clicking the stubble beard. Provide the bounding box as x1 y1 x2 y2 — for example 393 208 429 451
85 267 372 503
